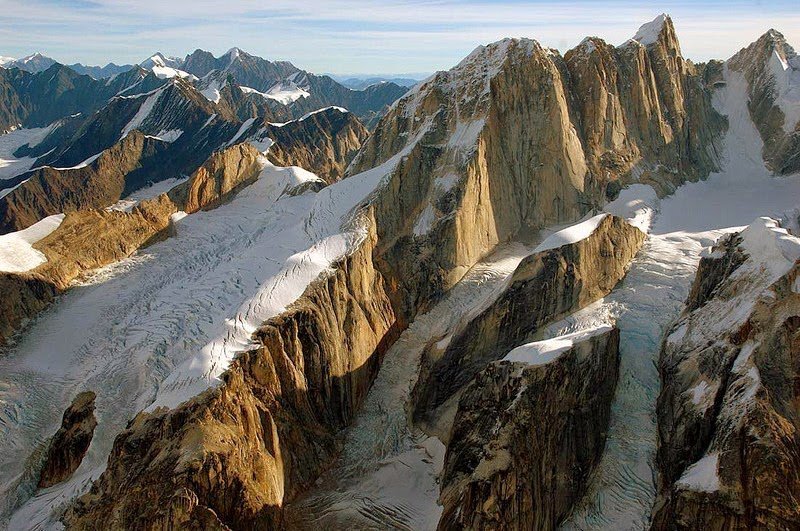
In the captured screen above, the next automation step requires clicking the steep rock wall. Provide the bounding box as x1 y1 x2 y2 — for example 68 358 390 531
438 328 620 530
728 30 800 175
38 391 98 488
413 214 645 420
64 214 398 530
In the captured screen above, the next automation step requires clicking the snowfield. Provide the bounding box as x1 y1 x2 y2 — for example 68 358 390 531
0 214 64 273
0 121 431 527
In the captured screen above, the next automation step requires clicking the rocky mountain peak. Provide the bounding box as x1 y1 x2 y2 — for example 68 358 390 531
139 52 181 69
4 52 58 73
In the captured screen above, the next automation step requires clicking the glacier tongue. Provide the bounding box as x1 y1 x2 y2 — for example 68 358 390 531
0 119 433 527
563 61 800 530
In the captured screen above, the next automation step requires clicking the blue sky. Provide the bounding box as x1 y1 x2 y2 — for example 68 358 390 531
1 0 798 76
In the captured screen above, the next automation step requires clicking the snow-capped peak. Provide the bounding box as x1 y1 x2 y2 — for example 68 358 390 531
140 52 182 69
140 52 197 82
631 13 669 46
19 52 44 63
0 56 14 67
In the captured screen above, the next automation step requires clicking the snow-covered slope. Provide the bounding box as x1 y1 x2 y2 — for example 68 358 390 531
0 214 63 273
140 53 197 81
0 119 430 525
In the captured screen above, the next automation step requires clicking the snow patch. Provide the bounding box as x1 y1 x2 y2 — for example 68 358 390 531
121 89 163 138
0 126 55 184
226 117 255 146
0 214 64 272
604 184 658 233
677 452 721 493
264 72 311 104
413 204 436 236
199 78 222 103
107 176 189 213
631 14 668 46
501 325 614 366
52 152 103 170
534 213 608 253
766 49 800 133
150 129 183 143
739 216 800 283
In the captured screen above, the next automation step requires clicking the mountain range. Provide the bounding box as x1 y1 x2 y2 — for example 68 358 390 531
0 13 799 531
0 48 407 131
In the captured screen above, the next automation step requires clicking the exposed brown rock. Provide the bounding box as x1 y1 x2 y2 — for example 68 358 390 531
265 108 369 183
64 215 399 530
352 19 722 318
438 327 620 530
652 226 800 529
413 214 645 421
38 391 98 488
0 131 169 234
564 20 725 195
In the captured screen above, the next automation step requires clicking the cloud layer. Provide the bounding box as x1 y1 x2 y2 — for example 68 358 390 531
1 0 798 75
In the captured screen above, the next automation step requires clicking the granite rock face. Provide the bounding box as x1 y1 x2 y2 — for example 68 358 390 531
438 328 621 531
652 219 800 529
38 391 98 489
64 216 398 530
263 108 368 183
413 214 645 421
353 15 722 319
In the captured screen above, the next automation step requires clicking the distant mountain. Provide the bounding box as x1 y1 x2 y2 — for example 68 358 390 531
0 56 14 67
139 53 197 81
0 63 154 132
175 48 406 125
68 62 135 79
338 77 419 90
182 48 299 91
3 52 57 73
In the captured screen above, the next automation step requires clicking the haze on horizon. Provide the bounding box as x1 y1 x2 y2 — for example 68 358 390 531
1 0 798 77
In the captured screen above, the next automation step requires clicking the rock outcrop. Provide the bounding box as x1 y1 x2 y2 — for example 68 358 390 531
64 214 399 530
352 15 722 318
38 391 98 488
728 29 800 175
438 327 620 530
413 214 645 421
652 218 800 529
565 17 724 195
265 108 368 183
